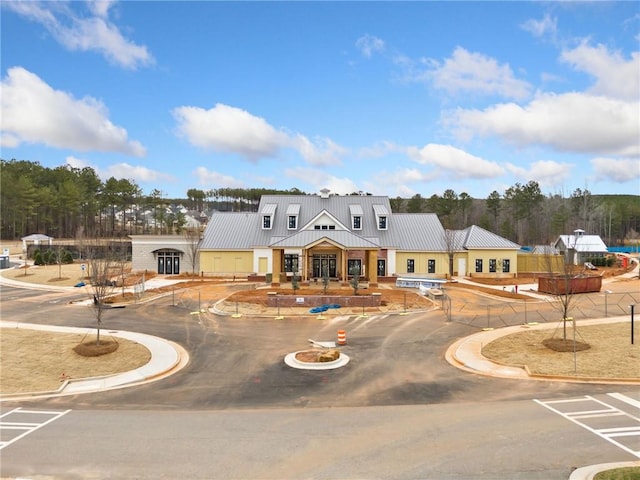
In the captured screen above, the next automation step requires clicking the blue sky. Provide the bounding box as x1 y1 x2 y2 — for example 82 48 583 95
2 1 639 200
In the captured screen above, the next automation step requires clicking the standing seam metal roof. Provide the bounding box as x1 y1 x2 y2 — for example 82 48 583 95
200 195 521 252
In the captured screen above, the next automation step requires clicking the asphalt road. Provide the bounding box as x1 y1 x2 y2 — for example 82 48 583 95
1 284 638 479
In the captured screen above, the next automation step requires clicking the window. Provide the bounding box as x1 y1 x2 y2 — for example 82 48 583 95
263 215 271 229
407 259 415 273
288 215 297 229
284 254 299 273
502 259 510 273
348 259 362 276
475 259 483 273
378 216 387 230
489 259 497 273
353 216 361 230
428 259 435 274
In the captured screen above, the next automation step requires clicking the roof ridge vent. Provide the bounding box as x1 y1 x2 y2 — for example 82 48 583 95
320 188 331 199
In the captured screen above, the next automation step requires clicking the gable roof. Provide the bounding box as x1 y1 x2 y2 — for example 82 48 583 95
200 194 520 252
388 213 445 251
251 194 395 247
270 230 380 249
458 225 521 250
200 212 258 249
555 234 607 253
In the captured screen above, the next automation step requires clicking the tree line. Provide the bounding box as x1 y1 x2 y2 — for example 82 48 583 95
2 159 638 246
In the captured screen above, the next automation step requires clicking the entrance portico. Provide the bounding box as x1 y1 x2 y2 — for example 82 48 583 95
270 232 380 287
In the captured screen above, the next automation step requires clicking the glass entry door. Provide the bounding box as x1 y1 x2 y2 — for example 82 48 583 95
312 254 336 278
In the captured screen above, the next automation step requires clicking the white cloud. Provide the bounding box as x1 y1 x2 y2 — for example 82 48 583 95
407 143 505 179
433 47 531 100
173 103 346 166
193 166 244 188
561 42 640 101
403 47 531 100
4 1 153 69
173 104 288 161
505 159 573 188
103 163 174 183
285 167 359 195
444 92 640 157
65 156 173 187
521 14 558 39
1 67 146 156
292 135 346 166
355 34 385 58
66 156 173 184
591 157 640 183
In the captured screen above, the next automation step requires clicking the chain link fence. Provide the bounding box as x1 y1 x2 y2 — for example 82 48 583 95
442 288 639 329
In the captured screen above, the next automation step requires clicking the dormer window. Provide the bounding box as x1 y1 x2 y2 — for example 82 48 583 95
261 203 276 230
349 204 363 231
286 204 300 230
373 204 389 231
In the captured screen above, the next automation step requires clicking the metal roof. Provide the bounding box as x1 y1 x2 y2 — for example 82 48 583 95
269 230 380 248
556 234 607 253
201 194 520 252
459 225 521 249
388 213 446 251
286 203 300 215
200 212 258 249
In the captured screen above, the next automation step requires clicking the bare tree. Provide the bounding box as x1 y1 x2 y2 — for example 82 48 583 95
82 239 125 345
183 227 202 275
443 228 458 278
539 254 580 342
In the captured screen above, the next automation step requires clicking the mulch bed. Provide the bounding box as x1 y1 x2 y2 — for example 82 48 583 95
73 340 119 357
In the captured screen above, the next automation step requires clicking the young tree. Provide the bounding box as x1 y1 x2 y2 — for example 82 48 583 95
321 265 330 294
184 228 201 276
349 268 360 296
443 228 459 278
82 239 125 345
539 255 581 343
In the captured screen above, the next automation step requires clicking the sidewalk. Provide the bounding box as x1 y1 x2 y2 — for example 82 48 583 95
0 321 189 402
445 315 639 385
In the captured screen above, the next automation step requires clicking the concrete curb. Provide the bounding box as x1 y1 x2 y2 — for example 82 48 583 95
569 461 640 480
284 351 350 370
0 321 189 401
445 316 640 385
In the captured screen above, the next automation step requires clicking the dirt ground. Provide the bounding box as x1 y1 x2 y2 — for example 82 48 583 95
1 260 638 395
0 329 151 394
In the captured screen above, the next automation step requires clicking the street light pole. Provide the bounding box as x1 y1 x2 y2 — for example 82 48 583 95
631 304 635 345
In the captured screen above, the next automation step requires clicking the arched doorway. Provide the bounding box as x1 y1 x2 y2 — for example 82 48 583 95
154 249 182 275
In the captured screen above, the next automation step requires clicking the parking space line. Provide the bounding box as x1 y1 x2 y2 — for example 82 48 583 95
534 395 640 459
0 407 71 451
608 392 640 410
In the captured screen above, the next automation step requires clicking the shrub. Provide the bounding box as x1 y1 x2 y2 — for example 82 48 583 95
33 250 44 266
62 250 74 264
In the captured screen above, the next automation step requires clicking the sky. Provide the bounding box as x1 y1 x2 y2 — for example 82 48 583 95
1 1 639 200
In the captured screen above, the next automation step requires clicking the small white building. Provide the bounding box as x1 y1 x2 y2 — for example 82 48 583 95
554 229 608 265
129 235 200 275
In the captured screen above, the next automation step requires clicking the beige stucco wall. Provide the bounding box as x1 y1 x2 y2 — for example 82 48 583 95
200 250 253 275
466 249 519 277
394 252 450 276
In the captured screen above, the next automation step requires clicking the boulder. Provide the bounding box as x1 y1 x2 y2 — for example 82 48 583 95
318 349 340 362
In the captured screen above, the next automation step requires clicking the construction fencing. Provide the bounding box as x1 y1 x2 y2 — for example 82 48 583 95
441 289 640 329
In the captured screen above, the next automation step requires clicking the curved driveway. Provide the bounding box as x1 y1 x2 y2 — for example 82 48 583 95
1 275 639 479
